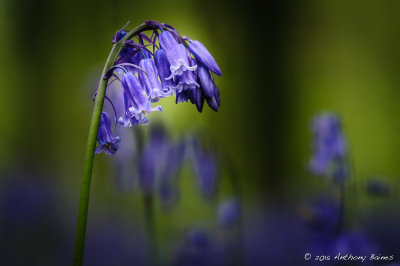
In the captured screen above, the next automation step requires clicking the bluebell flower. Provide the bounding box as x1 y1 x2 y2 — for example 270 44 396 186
197 63 216 98
309 113 347 179
174 66 200 93
197 63 220 111
159 31 197 77
174 62 220 112
205 87 220 112
138 58 173 102
154 48 175 90
95 112 121 155
189 40 222 76
218 198 241 228
176 85 205 113
115 46 152 68
97 21 223 155
119 72 162 126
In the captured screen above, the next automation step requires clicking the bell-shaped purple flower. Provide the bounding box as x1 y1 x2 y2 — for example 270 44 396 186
197 64 216 98
174 66 200 93
95 112 121 155
138 58 173 102
189 40 221 76
154 48 175 90
205 87 220 112
120 72 162 126
197 63 220 112
194 87 205 112
176 86 204 113
159 31 197 77
309 113 347 177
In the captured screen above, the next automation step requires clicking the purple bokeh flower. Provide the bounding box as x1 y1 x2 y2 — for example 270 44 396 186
158 140 186 207
189 139 219 198
309 113 347 180
139 127 170 192
218 198 241 228
138 126 185 198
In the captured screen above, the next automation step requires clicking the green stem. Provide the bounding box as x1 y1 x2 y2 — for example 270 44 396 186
72 22 156 266
225 155 244 266
143 194 158 266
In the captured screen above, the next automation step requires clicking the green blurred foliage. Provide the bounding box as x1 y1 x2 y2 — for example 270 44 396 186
1 0 400 250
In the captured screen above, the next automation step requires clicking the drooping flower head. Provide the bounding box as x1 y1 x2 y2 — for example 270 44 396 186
309 113 348 181
95 20 222 155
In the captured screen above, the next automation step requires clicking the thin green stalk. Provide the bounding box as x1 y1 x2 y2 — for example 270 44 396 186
72 22 155 266
225 156 244 266
143 193 159 266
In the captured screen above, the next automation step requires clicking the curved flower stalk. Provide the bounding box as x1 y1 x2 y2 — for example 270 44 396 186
73 21 222 266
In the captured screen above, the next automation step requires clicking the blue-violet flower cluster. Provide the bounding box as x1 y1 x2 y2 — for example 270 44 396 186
95 21 222 155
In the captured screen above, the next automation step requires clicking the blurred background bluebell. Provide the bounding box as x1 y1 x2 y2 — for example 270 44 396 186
1 0 400 265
